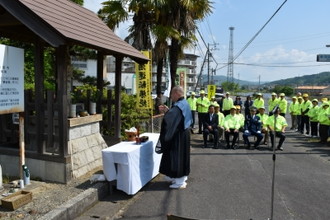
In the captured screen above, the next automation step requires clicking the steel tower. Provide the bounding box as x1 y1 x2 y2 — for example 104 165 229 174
227 27 234 83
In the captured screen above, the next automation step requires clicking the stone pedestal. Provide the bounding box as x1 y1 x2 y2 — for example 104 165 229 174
68 114 107 179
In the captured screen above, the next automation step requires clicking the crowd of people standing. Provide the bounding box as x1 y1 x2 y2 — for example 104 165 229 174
158 87 329 189
186 91 330 149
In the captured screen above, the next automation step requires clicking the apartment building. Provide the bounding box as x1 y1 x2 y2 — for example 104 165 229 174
72 53 199 95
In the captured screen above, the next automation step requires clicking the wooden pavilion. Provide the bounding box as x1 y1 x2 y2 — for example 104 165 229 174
0 0 148 183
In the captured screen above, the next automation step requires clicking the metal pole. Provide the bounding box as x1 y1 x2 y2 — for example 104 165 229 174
207 43 210 85
270 114 277 220
19 112 25 179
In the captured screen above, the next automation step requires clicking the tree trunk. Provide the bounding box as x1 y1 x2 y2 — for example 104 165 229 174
156 58 163 95
169 38 179 89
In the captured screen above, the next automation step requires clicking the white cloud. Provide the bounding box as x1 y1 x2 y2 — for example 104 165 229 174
232 46 329 82
249 46 313 64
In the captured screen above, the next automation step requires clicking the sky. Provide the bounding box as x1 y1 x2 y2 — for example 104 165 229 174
83 0 330 82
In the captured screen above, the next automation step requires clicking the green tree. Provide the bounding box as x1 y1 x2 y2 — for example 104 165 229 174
158 0 213 88
71 0 83 5
98 0 213 92
272 85 294 96
221 81 239 93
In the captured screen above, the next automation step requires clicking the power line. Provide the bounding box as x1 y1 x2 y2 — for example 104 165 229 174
233 0 288 61
197 28 208 49
216 0 288 71
205 17 216 45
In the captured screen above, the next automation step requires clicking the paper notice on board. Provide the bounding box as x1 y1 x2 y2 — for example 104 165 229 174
0 44 24 114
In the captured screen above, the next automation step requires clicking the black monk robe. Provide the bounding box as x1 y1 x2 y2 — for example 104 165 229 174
159 105 191 178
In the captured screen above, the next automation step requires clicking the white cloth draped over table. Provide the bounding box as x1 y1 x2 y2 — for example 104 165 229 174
102 133 161 195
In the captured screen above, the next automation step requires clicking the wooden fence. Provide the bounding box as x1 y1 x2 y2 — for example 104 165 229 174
0 89 162 157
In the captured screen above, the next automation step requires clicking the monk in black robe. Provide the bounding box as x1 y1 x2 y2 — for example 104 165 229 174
159 86 192 189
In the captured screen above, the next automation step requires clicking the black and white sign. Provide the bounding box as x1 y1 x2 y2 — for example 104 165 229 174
0 44 24 114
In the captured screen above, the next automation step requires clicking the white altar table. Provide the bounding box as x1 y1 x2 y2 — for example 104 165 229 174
102 133 161 195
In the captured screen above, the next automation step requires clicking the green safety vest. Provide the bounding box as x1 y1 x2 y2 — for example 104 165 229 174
289 102 300 115
265 115 288 132
318 107 330 126
253 98 264 109
296 102 303 115
210 101 218 106
216 112 225 127
222 97 233 111
301 100 312 114
268 98 279 112
196 96 209 113
187 97 197 111
257 113 269 129
278 98 287 114
307 105 319 122
224 114 240 130
237 113 245 127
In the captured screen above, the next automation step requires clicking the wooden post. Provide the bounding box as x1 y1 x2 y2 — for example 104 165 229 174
34 40 45 154
46 90 54 151
107 89 113 130
56 45 69 157
97 51 104 114
114 56 123 139
19 112 25 179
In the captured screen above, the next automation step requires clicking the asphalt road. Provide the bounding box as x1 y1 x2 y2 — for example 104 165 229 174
77 130 330 220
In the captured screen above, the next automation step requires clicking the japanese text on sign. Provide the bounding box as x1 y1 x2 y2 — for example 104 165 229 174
135 51 152 110
0 44 24 114
207 85 216 100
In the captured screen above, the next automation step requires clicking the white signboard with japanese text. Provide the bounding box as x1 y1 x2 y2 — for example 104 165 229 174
0 44 24 114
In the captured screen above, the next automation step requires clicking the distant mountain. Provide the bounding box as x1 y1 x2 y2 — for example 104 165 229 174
201 72 330 86
201 74 267 86
264 72 330 86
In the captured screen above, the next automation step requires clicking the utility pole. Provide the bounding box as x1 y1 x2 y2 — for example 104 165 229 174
195 40 219 91
207 43 219 85
207 43 210 85
211 68 215 84
227 27 235 83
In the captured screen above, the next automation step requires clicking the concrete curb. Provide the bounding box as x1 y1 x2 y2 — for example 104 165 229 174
39 181 108 220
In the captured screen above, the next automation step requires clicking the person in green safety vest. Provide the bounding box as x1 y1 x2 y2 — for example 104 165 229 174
297 97 303 133
222 92 234 116
187 92 197 130
235 105 245 131
210 96 218 106
257 106 269 145
278 93 288 117
253 93 264 113
289 96 300 130
301 93 312 136
214 103 225 143
308 99 320 138
318 101 329 144
268 92 279 116
265 108 288 151
224 106 240 149
196 90 210 134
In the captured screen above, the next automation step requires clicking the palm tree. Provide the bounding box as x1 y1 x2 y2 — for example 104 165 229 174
98 0 163 94
160 0 213 88
98 0 213 91
98 0 156 50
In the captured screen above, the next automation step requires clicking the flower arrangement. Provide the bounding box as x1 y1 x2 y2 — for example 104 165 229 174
71 85 102 103
71 88 83 104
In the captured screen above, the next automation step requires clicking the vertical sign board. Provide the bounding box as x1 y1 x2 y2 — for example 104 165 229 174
207 85 216 100
176 68 187 97
0 44 24 114
135 51 152 112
